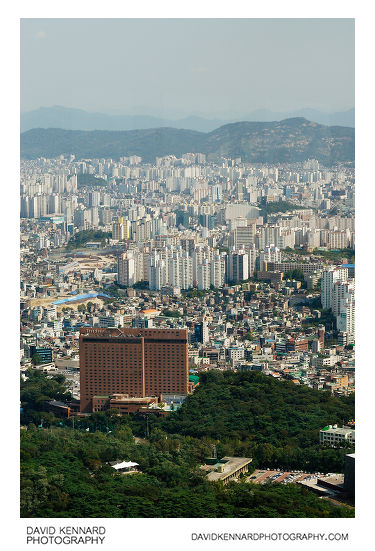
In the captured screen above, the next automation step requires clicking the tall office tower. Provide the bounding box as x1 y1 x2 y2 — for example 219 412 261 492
321 266 349 309
235 180 244 200
227 249 249 283
259 244 281 271
130 219 140 240
135 251 147 282
117 252 137 287
332 280 355 317
79 327 189 412
169 251 193 289
263 225 282 248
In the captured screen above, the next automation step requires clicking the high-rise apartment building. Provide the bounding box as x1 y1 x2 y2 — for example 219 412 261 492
79 327 189 413
197 259 210 290
321 266 348 309
88 191 100 208
112 220 125 241
168 250 193 289
117 252 137 287
332 280 355 317
230 222 256 249
337 294 355 344
227 249 249 283
148 251 169 291
259 245 281 271
210 253 226 288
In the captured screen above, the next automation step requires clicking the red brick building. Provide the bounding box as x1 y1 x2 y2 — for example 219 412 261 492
79 327 189 413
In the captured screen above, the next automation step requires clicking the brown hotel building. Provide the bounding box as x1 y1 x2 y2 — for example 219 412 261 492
79 327 189 413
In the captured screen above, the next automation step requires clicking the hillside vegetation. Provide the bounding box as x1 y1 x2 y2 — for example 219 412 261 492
20 370 354 518
162 371 355 472
21 118 354 164
21 424 353 518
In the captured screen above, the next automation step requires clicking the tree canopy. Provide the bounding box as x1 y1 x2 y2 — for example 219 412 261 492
20 370 355 518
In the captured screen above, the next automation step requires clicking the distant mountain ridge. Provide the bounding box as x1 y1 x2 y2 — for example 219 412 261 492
20 117 355 165
21 105 355 133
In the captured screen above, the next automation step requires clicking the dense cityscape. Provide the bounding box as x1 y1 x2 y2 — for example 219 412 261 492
20 151 355 517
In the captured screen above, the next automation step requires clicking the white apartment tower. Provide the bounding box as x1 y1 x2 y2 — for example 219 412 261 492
168 251 193 289
210 253 226 288
227 249 249 283
259 245 281 271
147 251 169 291
337 293 355 344
332 280 355 317
321 266 349 310
117 252 137 287
197 259 211 290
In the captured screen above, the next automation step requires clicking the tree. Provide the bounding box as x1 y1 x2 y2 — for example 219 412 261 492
32 353 42 366
163 310 181 318
284 269 305 282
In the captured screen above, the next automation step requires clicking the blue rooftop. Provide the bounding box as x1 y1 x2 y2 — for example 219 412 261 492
53 292 110 305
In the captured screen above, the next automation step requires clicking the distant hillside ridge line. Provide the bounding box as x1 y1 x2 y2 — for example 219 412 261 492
20 117 355 165
20 105 355 132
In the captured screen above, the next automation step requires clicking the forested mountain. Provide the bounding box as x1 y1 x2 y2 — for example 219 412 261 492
20 118 354 164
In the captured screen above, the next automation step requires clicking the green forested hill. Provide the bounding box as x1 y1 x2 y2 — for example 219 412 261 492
20 118 354 164
20 370 354 518
162 371 354 472
21 425 354 518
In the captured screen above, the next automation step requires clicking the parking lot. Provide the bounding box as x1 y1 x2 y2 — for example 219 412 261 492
247 469 321 485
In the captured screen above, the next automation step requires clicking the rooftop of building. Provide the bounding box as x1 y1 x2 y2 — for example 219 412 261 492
79 327 187 338
205 456 252 482
320 426 354 435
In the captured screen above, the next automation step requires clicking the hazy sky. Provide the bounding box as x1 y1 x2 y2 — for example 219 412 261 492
21 18 354 117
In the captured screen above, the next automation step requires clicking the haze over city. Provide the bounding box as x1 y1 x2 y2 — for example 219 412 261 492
21 18 354 118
